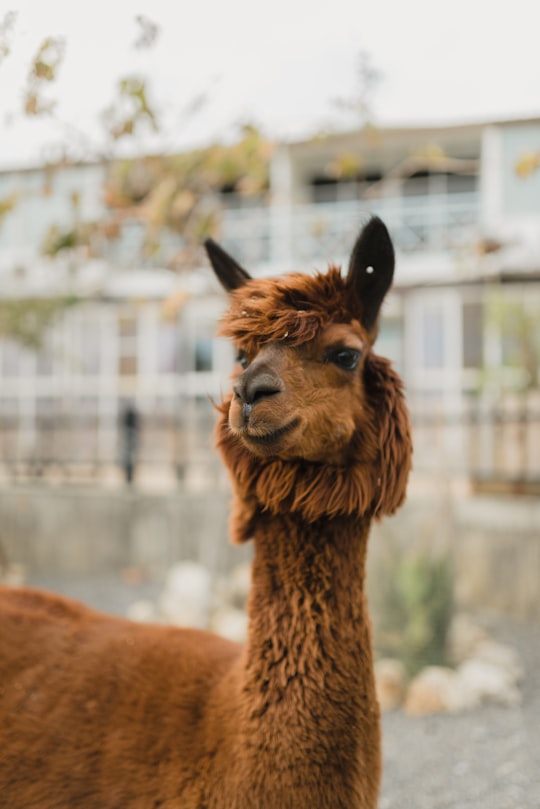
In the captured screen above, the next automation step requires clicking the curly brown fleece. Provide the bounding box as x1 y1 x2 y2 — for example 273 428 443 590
0 220 412 809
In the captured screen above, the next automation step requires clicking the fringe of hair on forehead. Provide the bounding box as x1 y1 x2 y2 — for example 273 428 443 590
217 267 368 352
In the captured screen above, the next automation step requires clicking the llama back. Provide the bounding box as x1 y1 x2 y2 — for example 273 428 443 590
0 585 242 808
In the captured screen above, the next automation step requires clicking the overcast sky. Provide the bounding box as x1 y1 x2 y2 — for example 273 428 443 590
1 0 539 169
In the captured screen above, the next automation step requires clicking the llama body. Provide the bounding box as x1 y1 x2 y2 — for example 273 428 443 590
0 217 411 808
0 522 376 809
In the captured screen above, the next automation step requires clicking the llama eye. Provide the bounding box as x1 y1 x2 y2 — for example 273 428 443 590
236 351 249 370
328 348 361 371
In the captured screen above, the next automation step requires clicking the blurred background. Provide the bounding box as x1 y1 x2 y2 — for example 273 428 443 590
0 2 539 694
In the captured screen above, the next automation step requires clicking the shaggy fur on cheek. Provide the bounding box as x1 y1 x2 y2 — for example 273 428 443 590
215 352 412 544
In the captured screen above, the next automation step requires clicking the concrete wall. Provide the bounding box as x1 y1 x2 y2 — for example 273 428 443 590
0 485 538 620
0 486 251 580
370 489 540 621
452 495 540 619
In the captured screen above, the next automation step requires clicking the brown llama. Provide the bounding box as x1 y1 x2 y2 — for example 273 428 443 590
0 216 412 809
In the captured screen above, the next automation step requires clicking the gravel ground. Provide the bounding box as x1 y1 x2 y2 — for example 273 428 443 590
25 574 540 809
380 618 540 809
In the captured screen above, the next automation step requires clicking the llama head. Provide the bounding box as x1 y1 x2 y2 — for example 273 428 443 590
205 217 412 536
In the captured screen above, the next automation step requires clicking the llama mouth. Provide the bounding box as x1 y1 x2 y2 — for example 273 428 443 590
244 418 300 445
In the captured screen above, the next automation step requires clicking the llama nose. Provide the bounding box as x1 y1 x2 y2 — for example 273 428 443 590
233 369 282 407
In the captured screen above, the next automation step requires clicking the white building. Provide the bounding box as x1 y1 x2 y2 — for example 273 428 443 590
0 116 539 485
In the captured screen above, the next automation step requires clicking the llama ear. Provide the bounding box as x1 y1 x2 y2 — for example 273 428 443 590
204 238 252 292
346 217 395 334
364 354 412 518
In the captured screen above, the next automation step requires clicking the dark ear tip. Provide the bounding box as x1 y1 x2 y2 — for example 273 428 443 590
347 215 396 334
362 215 394 249
203 237 228 265
365 216 394 264
203 238 252 291
203 238 217 254
348 215 395 273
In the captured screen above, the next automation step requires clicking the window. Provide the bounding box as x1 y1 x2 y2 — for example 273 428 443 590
502 124 540 215
118 314 138 376
194 337 213 372
422 308 445 369
79 318 101 374
403 170 477 197
377 317 404 373
446 174 477 194
309 171 382 204
0 397 18 416
119 355 137 376
462 303 483 369
498 297 540 376
36 397 58 416
403 171 431 197
36 338 54 376
1 341 22 376
157 322 179 374
78 397 99 415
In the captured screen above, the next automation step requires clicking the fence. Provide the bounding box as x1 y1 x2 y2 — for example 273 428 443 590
0 392 539 491
0 399 222 488
409 391 540 492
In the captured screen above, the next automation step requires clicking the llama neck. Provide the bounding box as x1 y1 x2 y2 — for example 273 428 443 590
238 508 380 795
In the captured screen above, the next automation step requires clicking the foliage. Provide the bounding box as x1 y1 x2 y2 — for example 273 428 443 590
102 76 159 141
2 14 273 274
24 36 66 117
0 194 17 224
39 124 272 268
515 151 540 178
105 124 271 211
484 290 540 390
0 298 78 350
324 152 363 181
332 49 382 128
371 548 454 677
42 224 94 258
0 11 16 66
133 15 159 50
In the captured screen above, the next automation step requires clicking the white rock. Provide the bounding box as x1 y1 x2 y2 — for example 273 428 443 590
228 562 252 605
456 658 522 707
404 666 461 716
158 562 212 628
447 613 490 664
472 641 524 682
445 677 483 713
215 562 252 612
126 599 158 623
0 563 27 587
210 607 248 643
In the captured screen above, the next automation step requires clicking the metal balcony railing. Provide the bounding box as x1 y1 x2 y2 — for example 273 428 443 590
1 389 539 492
220 192 480 268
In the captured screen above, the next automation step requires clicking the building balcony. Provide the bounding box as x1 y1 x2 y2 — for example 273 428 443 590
220 191 480 269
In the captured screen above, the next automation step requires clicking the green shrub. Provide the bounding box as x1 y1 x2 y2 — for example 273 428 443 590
371 549 454 677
